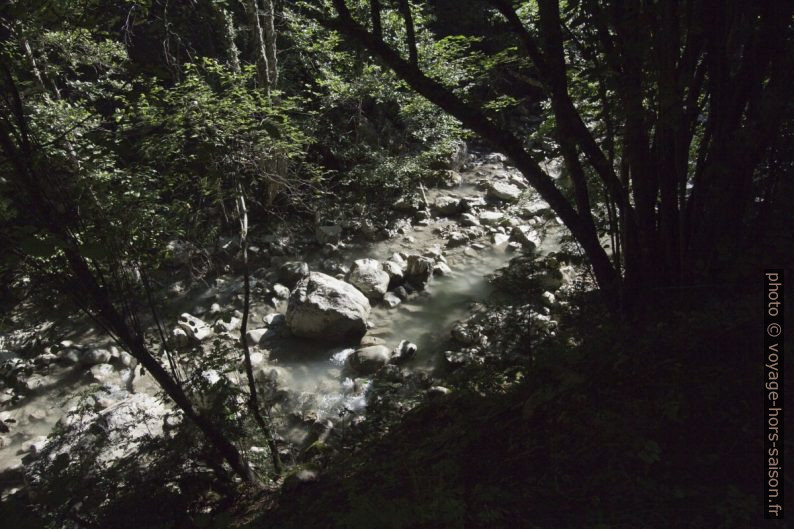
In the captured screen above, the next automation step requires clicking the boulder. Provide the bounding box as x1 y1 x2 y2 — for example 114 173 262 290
348 345 392 375
382 260 404 289
460 213 480 227
478 211 504 226
487 181 522 202
80 348 112 366
345 258 390 300
433 196 463 216
390 340 417 364
279 261 310 288
286 272 371 342
405 255 435 288
446 232 468 247
87 363 116 385
433 261 452 276
245 328 269 346
510 226 540 250
177 313 212 341
315 225 342 245
382 292 401 308
492 232 510 246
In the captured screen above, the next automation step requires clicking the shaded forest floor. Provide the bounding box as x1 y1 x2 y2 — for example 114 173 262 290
235 285 786 529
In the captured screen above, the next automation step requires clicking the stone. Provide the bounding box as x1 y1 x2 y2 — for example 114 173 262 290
246 328 269 346
487 181 522 202
492 232 510 246
433 261 452 276
427 386 451 398
242 351 266 369
264 312 286 327
213 316 241 334
286 272 371 342
382 260 405 289
59 348 82 365
272 283 291 300
510 226 540 251
359 336 386 348
460 213 480 227
390 340 417 364
87 363 116 385
22 375 48 393
279 261 310 288
447 232 468 247
345 258 390 300
177 313 212 341
348 345 392 375
171 327 190 347
432 196 463 216
382 292 401 308
28 409 47 422
460 196 487 210
315 225 342 245
80 348 112 366
33 352 58 367
405 255 435 288
478 211 504 226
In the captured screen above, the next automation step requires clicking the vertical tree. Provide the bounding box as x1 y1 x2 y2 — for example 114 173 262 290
304 0 792 312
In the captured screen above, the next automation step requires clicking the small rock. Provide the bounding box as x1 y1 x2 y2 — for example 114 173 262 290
390 340 417 364
433 196 463 216
446 232 468 247
359 336 386 348
177 313 212 341
382 292 401 308
460 213 480 226
246 328 269 346
405 255 435 288
382 260 404 289
28 409 47 422
492 232 510 246
348 345 392 375
171 327 190 347
478 211 504 226
345 259 390 300
427 386 451 398
510 226 540 251
81 348 112 366
272 283 291 300
88 363 116 385
433 261 452 276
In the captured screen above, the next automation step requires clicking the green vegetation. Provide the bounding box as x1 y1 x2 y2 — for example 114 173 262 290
0 1 791 528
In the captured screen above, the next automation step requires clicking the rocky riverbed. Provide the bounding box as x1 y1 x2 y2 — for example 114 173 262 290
0 152 573 497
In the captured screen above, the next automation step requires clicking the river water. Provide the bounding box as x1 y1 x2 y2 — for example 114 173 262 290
0 157 549 479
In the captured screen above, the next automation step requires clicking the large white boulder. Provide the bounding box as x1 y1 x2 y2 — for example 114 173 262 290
286 272 371 342
345 259 390 300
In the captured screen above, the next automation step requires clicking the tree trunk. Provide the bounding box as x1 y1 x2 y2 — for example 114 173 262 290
236 191 282 476
248 0 271 94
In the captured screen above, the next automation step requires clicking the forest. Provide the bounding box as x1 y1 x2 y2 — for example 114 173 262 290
0 0 791 528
